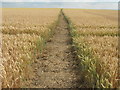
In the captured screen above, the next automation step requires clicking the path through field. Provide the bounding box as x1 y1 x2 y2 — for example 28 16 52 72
28 12 80 88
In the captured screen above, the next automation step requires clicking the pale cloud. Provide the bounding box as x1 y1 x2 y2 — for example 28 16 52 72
2 2 118 10
2 0 118 9
2 0 119 2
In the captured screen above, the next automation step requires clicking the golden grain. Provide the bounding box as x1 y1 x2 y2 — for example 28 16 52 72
64 9 118 88
2 8 59 88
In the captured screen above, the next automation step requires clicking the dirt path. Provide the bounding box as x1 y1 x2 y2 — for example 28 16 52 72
28 12 80 88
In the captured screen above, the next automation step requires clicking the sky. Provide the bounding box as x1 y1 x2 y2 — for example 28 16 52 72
1 0 119 2
1 0 120 10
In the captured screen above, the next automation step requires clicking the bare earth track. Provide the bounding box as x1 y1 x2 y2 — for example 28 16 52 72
28 12 80 88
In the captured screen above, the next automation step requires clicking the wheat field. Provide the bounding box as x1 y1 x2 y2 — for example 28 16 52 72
1 8 119 88
64 9 119 88
2 8 60 88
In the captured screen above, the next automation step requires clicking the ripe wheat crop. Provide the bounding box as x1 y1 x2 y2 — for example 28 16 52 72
1 8 119 88
64 9 119 88
1 8 60 88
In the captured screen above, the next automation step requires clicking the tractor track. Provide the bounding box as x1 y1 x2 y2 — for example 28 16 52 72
27 11 80 88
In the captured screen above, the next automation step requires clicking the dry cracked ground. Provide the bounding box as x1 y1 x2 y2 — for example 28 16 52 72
26 13 81 88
